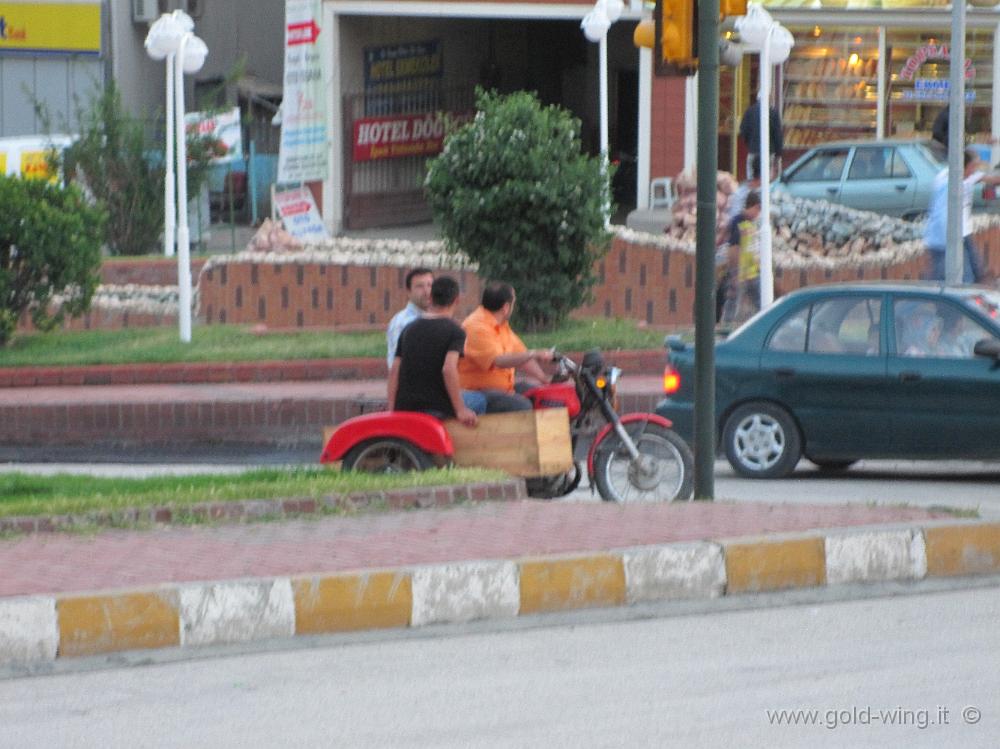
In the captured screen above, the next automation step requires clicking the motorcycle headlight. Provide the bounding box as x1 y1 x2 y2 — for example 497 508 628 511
607 367 622 387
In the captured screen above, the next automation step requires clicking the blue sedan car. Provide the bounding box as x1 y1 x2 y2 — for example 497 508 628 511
656 282 1000 478
774 139 997 220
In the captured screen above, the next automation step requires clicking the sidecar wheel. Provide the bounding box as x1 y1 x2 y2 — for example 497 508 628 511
594 422 693 502
342 438 433 474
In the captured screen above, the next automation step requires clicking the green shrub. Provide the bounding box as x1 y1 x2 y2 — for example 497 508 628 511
56 84 164 257
425 89 612 329
0 176 105 345
44 82 220 257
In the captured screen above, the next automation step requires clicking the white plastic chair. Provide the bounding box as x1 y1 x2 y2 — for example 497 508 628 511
649 177 675 209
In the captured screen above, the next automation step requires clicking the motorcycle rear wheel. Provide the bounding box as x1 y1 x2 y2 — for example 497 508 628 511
342 438 433 474
594 422 694 502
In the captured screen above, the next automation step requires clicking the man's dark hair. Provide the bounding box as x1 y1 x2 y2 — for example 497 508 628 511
747 154 760 181
964 147 978 168
431 276 460 307
405 267 433 290
744 190 761 210
481 282 515 312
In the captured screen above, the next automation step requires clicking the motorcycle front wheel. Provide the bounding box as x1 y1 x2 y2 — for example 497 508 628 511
593 422 694 502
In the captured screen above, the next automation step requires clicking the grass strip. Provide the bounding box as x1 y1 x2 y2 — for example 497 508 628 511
0 318 670 368
0 466 506 519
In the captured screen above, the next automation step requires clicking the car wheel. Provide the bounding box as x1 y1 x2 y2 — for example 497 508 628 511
722 402 801 479
809 458 857 472
342 438 433 474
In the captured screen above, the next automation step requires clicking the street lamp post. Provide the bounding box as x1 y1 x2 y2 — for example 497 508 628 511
582 0 624 224
144 12 207 343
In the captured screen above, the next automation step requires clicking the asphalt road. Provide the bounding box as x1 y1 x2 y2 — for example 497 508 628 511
3 585 997 748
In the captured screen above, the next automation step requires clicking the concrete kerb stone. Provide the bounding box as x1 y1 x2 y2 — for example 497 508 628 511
4 519 1000 666
179 579 296 648
825 527 927 585
623 542 726 603
411 561 520 626
0 597 58 664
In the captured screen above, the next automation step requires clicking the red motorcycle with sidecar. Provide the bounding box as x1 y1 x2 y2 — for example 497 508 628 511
320 349 694 502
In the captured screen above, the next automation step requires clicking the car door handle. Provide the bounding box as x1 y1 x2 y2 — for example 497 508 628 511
774 367 796 379
895 184 907 191
826 187 838 194
899 371 922 382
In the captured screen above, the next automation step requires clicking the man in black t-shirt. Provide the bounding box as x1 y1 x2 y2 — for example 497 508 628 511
387 276 478 426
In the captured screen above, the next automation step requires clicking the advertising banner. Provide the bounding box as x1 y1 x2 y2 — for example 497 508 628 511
352 111 472 162
0 1 101 56
185 107 243 163
274 186 330 243
277 0 327 184
364 40 442 95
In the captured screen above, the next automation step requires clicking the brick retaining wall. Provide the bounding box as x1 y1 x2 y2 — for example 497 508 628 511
198 227 1000 329
0 392 659 451
17 226 1000 333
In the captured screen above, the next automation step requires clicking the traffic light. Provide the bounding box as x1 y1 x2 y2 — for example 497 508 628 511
656 0 697 73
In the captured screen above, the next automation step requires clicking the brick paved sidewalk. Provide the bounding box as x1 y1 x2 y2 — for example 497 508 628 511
0 499 944 599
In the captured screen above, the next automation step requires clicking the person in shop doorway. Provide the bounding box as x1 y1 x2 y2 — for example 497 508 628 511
738 100 783 180
924 147 1000 283
721 190 762 323
932 105 950 152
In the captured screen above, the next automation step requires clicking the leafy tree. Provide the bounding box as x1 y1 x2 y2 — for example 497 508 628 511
0 176 105 345
38 81 221 257
425 89 612 329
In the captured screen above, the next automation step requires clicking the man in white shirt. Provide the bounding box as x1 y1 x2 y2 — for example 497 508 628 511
924 148 1000 283
386 268 433 370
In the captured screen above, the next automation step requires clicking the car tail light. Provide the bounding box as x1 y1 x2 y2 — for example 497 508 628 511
663 364 681 395
985 186 996 201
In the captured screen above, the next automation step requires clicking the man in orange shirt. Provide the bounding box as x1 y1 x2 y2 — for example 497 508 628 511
458 282 554 413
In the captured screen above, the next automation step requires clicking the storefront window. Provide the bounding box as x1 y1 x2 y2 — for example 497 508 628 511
782 27 878 149
886 29 993 142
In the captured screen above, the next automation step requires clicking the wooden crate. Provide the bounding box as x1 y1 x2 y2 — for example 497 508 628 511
444 408 573 478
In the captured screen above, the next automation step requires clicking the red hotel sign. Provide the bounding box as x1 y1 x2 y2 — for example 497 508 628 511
352 111 471 162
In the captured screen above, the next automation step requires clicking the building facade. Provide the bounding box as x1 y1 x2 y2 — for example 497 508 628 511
4 1 1000 235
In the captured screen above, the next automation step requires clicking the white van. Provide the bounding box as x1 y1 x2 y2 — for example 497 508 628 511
0 134 74 181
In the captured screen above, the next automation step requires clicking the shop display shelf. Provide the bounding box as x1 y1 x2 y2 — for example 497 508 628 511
784 75 877 83
785 97 876 106
786 121 876 129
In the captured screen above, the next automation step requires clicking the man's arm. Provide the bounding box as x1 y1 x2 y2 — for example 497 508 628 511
386 314 401 371
492 349 552 369
442 351 476 426
519 357 551 386
387 357 401 410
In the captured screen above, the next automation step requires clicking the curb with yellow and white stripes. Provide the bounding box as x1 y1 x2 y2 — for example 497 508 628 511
2 520 999 666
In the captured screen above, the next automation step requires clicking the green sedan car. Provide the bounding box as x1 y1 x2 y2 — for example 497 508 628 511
655 282 1000 478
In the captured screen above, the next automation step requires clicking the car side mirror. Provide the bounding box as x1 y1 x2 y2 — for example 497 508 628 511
972 338 1000 359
